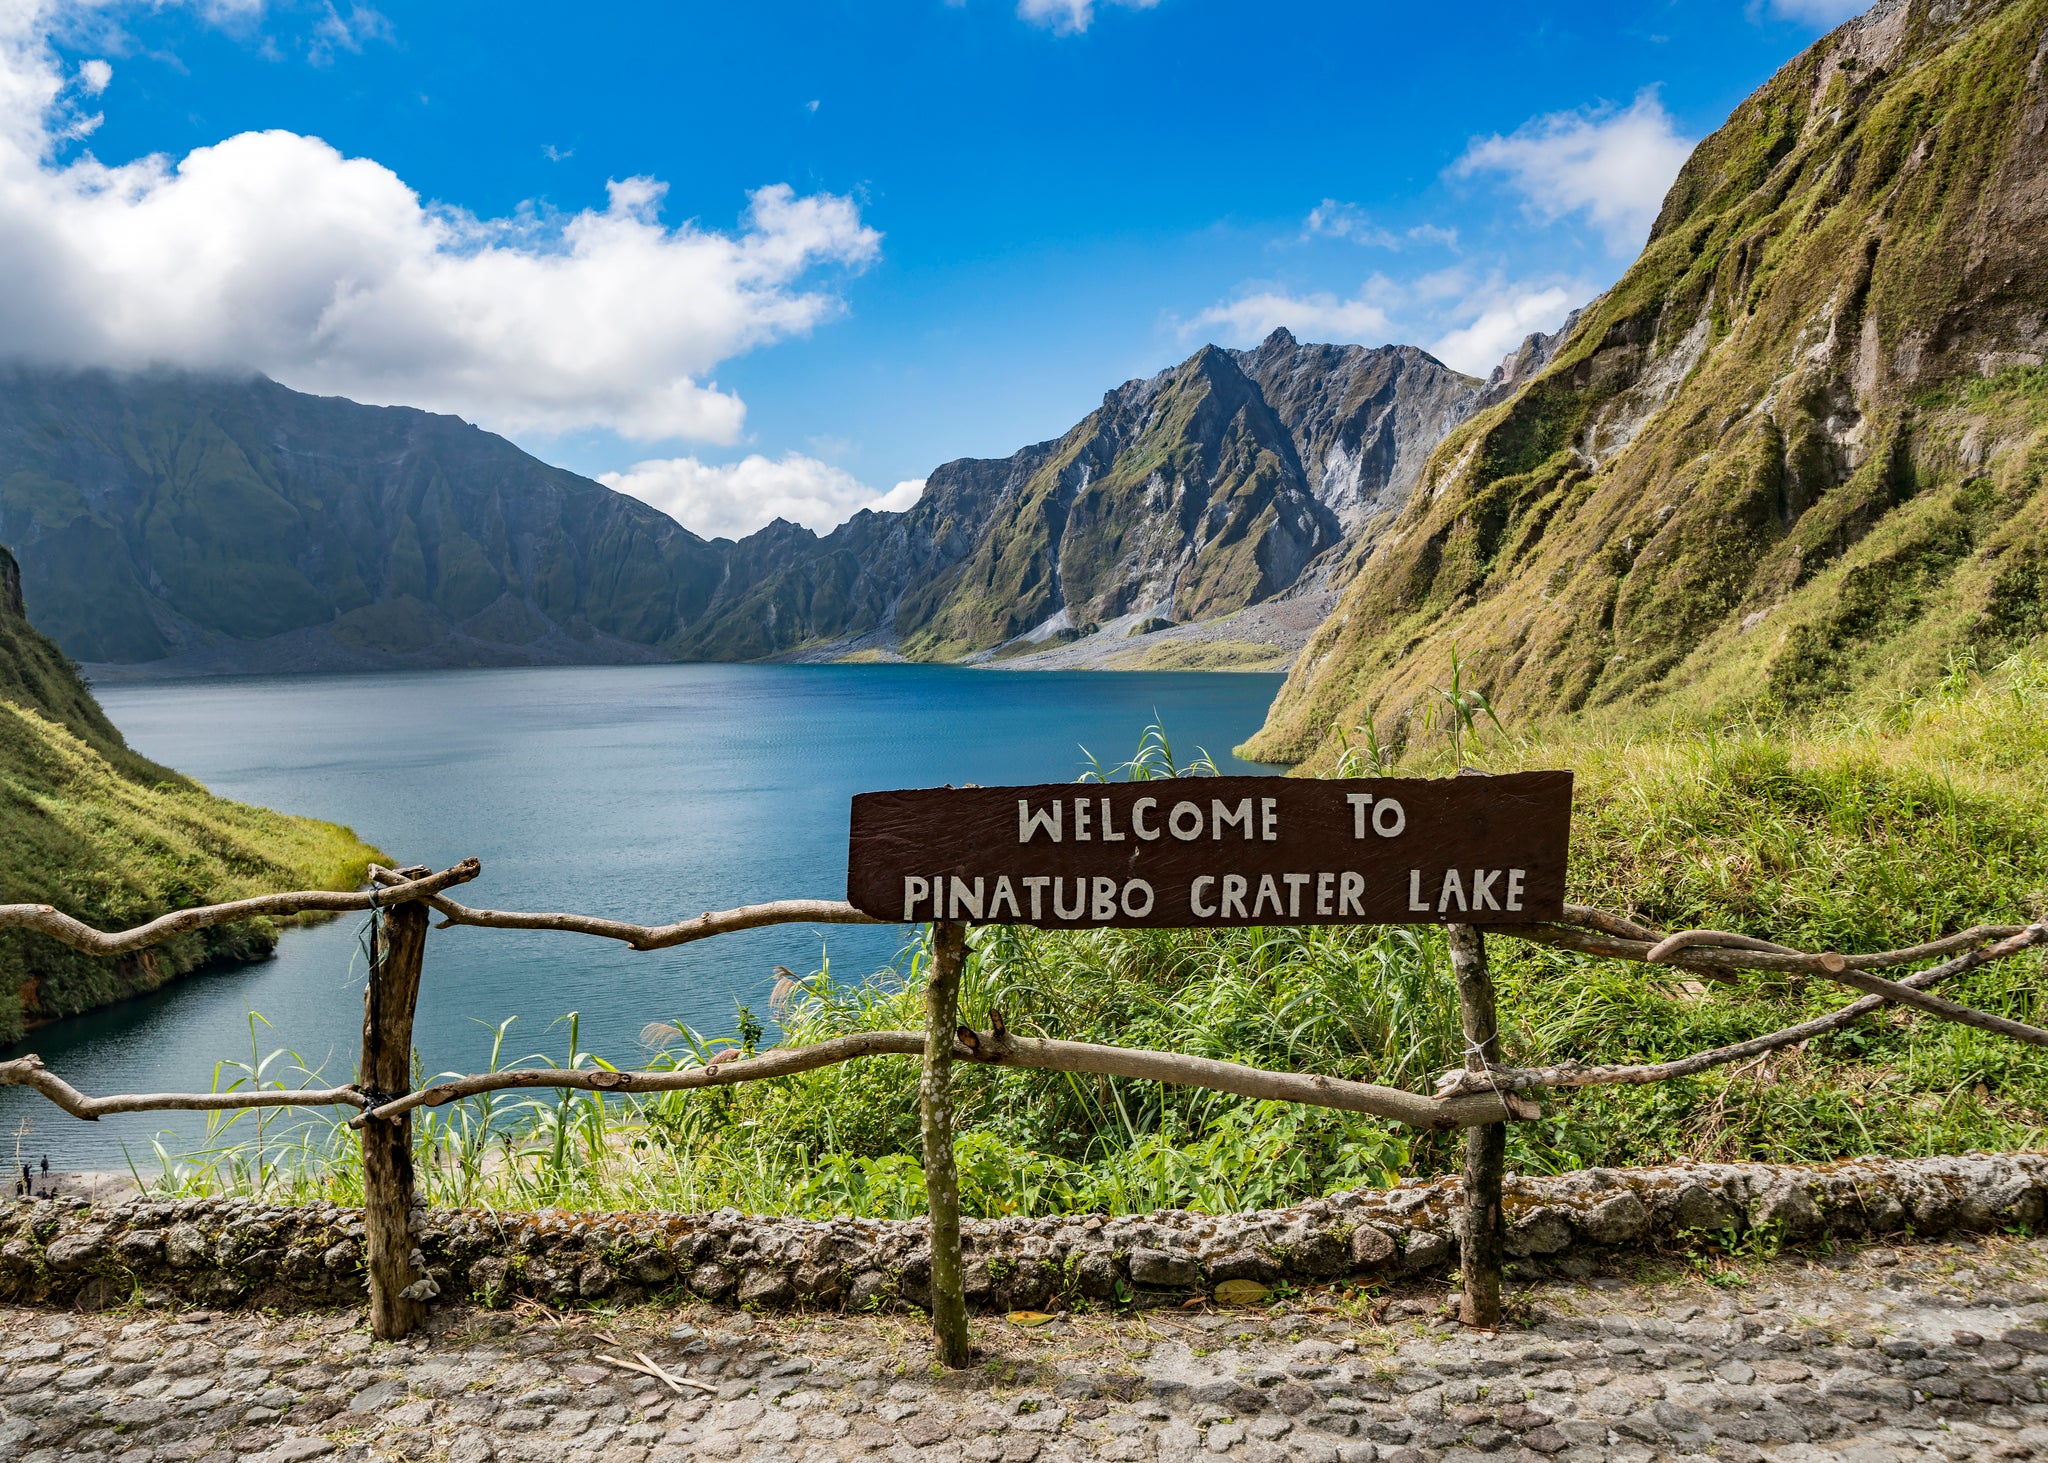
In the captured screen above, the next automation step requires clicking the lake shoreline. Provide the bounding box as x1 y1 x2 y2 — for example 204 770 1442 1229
75 599 1332 684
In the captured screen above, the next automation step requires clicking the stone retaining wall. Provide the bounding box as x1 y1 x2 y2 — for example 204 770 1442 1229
4 1152 2043 1314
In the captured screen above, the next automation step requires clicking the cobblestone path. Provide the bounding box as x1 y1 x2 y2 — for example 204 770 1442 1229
9 1232 2048 1463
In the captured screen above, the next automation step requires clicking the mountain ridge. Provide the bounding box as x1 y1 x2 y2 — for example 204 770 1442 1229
1 329 1526 677
0 366 730 676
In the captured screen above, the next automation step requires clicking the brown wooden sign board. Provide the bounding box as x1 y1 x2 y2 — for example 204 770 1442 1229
846 771 1573 929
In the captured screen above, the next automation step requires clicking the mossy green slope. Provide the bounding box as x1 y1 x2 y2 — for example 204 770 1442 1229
1248 0 2048 765
0 544 378 1041
0 542 150 780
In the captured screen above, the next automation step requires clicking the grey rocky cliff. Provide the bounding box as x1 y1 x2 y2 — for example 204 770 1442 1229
1230 331 1485 538
709 327 1577 668
0 541 22 621
1471 309 1584 415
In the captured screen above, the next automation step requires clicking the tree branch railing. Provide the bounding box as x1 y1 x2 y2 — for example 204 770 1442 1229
0 859 482 957
337 1029 1513 1130
1434 917 2048 1096
1503 906 2028 977
5 861 2047 1349
421 892 886 949
0 1055 369 1120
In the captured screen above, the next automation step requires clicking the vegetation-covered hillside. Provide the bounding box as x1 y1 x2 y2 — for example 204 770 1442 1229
1248 0 2048 765
0 543 378 1041
0 335 1487 674
0 369 726 674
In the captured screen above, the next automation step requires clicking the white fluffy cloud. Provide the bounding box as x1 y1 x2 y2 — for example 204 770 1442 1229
1180 266 1586 380
0 2 879 442
1180 286 1396 348
1428 285 1577 377
1302 200 1458 251
869 477 926 513
1014 0 1161 36
1765 0 1869 24
601 454 927 540
1453 89 1695 253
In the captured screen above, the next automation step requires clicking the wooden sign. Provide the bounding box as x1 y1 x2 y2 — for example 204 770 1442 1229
846 772 1572 929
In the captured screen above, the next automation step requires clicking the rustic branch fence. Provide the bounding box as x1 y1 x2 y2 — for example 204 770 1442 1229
4 856 2046 1359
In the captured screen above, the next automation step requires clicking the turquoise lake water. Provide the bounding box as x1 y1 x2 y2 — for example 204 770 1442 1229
2 663 1283 1170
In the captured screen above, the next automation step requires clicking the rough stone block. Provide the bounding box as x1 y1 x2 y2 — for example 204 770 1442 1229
1671 1184 1743 1234
738 1265 794 1308
1130 1247 1199 1287
1579 1192 1650 1245
1347 1224 1395 1270
690 1262 736 1302
1506 1208 1574 1257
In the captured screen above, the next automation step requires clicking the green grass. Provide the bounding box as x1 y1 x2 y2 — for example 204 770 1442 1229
141 653 2048 1218
0 539 381 1039
0 699 381 1040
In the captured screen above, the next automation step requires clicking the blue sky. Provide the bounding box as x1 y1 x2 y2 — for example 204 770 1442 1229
6 0 1864 538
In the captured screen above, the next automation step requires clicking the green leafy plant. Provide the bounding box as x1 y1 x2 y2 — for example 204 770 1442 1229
1421 647 1509 766
1080 719 1221 782
1332 717 1399 777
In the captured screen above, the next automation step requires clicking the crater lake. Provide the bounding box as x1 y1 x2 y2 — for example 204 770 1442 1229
2 663 1283 1170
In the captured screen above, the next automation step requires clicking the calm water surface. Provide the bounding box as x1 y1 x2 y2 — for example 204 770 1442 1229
3 663 1282 1169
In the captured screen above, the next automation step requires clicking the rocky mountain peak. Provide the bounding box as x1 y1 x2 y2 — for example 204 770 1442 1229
1473 310 1584 412
1225 334 1484 537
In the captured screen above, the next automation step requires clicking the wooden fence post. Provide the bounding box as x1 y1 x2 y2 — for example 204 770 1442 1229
361 890 430 1341
920 919 971 1367
1447 922 1505 1329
